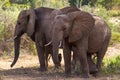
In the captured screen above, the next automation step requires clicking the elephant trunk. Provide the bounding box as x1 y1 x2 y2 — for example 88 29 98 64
11 37 21 67
52 31 63 68
52 39 60 68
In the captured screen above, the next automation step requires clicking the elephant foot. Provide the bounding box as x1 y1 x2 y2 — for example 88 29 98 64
64 73 71 77
92 72 102 77
81 73 90 78
89 62 98 75
89 68 98 75
39 67 47 72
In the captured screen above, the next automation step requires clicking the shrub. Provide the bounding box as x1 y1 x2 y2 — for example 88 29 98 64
108 10 120 17
103 56 120 74
0 1 31 56
0 22 4 41
81 5 93 13
110 32 120 45
96 0 120 10
94 5 110 20
81 5 110 20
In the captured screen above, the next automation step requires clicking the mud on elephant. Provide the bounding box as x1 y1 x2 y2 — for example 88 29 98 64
11 6 80 71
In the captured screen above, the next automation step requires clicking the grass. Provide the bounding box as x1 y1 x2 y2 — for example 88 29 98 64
110 32 120 45
108 10 120 17
71 54 120 75
102 55 120 74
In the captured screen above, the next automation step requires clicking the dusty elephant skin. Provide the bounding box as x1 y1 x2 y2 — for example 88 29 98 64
11 6 80 72
52 12 111 77
87 15 111 76
69 15 111 77
11 7 54 72
50 11 95 78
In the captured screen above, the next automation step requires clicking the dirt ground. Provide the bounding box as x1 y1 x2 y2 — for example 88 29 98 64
0 46 120 80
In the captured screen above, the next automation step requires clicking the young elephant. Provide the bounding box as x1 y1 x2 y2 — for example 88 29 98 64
49 11 95 78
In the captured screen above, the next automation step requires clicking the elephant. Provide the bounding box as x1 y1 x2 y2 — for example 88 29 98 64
11 6 80 71
11 7 55 72
48 11 95 78
48 11 111 77
72 15 111 76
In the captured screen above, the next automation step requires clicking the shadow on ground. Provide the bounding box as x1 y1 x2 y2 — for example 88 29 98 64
0 66 68 80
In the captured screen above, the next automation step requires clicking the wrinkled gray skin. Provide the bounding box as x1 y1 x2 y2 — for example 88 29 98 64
72 15 111 76
11 6 80 71
50 11 95 78
11 7 55 71
52 12 111 76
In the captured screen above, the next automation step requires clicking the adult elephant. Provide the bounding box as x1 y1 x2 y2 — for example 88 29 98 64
11 6 80 71
49 11 111 77
49 11 95 78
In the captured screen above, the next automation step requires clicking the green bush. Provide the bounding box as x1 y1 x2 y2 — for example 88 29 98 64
107 22 115 30
0 22 5 41
108 10 120 17
110 32 120 45
103 56 120 74
0 9 19 41
81 5 110 20
81 5 93 13
96 0 120 10
35 0 69 8
94 5 110 20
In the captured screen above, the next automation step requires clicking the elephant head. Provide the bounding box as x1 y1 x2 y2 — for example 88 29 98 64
48 11 95 66
11 9 36 67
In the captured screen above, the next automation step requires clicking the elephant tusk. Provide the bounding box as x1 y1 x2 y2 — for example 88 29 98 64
44 41 52 46
13 36 18 40
59 41 62 48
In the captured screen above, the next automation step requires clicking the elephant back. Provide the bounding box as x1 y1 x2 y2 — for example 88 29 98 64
60 6 80 14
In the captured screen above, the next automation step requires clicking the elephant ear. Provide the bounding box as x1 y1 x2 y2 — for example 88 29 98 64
67 11 82 43
68 11 95 43
26 9 36 36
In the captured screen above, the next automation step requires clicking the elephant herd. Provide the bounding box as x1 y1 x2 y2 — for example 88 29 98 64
11 6 111 78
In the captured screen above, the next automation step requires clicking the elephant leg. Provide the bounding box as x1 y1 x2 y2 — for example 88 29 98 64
96 47 108 76
45 47 49 68
78 49 89 78
63 39 71 76
95 42 109 77
36 42 47 71
71 47 78 70
87 53 98 75
76 41 90 78
45 46 53 68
